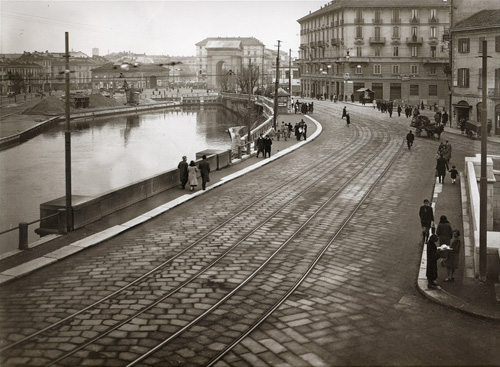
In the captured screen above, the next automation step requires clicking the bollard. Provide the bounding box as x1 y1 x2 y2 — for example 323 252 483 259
19 222 28 251
247 142 251 156
58 209 67 234
237 146 242 159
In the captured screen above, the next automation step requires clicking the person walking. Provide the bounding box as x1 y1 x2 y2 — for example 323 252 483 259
177 155 189 189
426 234 440 289
187 160 199 191
263 135 272 158
397 105 402 117
198 154 211 190
449 165 459 184
442 111 449 127
419 199 434 244
255 134 265 158
445 230 461 281
436 215 453 246
346 113 350 127
435 154 449 183
406 130 415 149
342 106 347 119
444 140 452 163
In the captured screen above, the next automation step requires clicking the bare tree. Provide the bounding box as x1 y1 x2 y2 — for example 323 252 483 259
237 65 259 94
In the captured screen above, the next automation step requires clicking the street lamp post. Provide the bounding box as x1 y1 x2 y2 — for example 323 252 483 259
273 40 281 130
64 32 73 232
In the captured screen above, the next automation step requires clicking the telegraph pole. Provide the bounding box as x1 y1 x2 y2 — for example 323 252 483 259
273 40 281 130
288 49 292 95
247 59 252 151
479 39 489 280
64 32 73 232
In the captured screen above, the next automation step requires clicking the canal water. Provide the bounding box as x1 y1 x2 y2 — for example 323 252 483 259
0 106 241 255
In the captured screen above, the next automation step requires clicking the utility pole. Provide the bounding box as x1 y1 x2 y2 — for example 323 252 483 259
479 39 489 280
247 59 252 152
273 40 281 130
64 32 73 231
288 49 292 95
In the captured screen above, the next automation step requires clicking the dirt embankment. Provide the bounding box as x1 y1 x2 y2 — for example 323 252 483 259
21 94 127 116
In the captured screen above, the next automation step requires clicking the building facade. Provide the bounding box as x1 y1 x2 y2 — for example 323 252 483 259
297 0 450 106
451 9 500 135
91 62 170 90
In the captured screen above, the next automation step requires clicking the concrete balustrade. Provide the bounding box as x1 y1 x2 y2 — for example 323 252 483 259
38 150 232 235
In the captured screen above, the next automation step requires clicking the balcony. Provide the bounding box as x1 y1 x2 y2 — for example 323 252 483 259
429 17 439 24
299 44 308 50
310 41 317 48
354 18 364 24
406 36 424 46
372 18 383 24
317 40 326 48
331 38 341 47
392 18 401 24
369 37 386 45
410 17 420 25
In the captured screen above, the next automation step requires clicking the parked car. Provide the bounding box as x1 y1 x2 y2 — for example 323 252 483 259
7 92 16 97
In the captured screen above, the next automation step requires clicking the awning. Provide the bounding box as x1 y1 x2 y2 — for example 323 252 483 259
356 88 373 93
453 103 472 109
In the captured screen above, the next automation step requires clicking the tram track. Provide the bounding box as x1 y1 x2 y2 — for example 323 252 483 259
0 119 402 365
0 123 364 357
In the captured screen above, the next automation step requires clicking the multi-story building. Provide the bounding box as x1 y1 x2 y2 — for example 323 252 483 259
91 62 170 90
451 9 500 135
195 37 265 90
297 0 450 106
0 59 44 94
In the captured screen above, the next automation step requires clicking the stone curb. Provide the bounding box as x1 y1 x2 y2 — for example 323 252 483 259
0 116 322 286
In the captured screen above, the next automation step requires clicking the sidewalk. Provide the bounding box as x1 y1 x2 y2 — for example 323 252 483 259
416 164 500 320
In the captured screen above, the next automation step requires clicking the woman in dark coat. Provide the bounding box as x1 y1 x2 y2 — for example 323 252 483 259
435 154 449 183
445 230 461 282
426 234 439 289
436 215 453 246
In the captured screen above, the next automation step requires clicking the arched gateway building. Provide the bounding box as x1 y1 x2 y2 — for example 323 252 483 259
196 37 265 91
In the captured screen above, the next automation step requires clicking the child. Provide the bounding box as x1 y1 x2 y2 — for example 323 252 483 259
449 165 459 184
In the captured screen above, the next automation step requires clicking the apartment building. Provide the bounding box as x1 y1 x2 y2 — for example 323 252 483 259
297 0 450 106
451 9 500 135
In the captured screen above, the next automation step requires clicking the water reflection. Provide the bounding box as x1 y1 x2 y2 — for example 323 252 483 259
0 106 240 254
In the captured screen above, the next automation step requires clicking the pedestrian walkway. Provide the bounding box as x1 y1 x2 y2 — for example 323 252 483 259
416 164 500 320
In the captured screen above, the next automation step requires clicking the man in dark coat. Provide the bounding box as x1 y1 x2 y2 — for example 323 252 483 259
346 113 351 126
419 199 434 244
436 154 449 183
441 111 449 126
342 106 347 119
177 156 188 189
198 155 211 190
255 134 265 157
406 130 415 149
263 135 272 158
426 234 439 289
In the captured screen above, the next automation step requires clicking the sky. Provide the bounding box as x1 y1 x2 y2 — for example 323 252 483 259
1 0 326 58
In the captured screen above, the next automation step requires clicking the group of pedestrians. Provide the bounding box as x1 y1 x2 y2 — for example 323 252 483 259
292 100 313 115
255 134 273 158
435 140 458 184
419 199 461 289
177 154 211 192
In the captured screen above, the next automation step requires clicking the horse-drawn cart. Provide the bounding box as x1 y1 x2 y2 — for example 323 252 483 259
410 115 444 139
463 120 481 139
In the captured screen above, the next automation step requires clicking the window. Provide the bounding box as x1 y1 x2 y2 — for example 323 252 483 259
431 46 437 58
374 46 381 57
458 38 470 53
496 36 500 52
355 65 363 74
430 9 437 19
356 26 363 38
478 37 485 53
374 64 382 74
430 26 436 38
374 9 381 23
429 85 438 96
375 27 381 39
392 9 400 23
429 66 437 75
458 68 470 88
356 9 363 23
393 27 400 38
411 9 419 21
410 84 419 95
411 65 418 75
411 46 418 57
411 27 418 37
392 64 400 74
495 68 500 95
356 46 362 56
393 46 399 57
